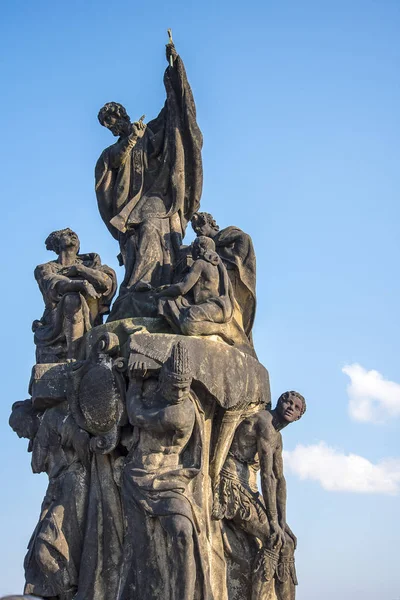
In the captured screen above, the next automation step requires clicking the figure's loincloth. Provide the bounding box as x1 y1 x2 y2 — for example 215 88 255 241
213 463 267 525
214 458 298 586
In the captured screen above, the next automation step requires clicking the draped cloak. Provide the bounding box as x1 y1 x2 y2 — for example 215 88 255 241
33 253 116 362
95 54 203 293
24 407 89 599
213 227 256 338
23 406 124 600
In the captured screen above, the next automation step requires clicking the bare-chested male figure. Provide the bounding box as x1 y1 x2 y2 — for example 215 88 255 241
214 391 306 600
119 341 208 600
157 235 234 337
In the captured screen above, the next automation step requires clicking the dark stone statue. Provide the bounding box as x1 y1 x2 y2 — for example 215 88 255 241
157 236 235 335
191 212 256 340
214 391 306 600
95 41 203 320
10 400 90 600
33 228 116 362
120 341 208 599
9 32 308 600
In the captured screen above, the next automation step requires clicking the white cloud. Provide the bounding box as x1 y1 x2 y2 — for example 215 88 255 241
284 442 400 495
342 363 400 423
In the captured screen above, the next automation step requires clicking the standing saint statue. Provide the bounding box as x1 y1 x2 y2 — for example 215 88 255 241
95 37 203 319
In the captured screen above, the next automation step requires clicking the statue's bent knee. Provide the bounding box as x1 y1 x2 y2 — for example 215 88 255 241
63 293 82 317
170 515 194 546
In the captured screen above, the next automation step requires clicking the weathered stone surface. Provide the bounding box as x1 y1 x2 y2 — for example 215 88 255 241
214 392 306 599
127 331 269 409
1 596 42 599
29 363 69 409
8 32 305 600
33 228 116 363
191 212 257 342
96 40 203 319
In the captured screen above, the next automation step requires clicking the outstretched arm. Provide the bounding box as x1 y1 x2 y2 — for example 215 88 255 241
159 261 203 297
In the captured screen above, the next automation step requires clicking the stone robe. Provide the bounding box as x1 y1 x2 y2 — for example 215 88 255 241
24 405 89 599
213 227 256 339
95 54 203 299
33 253 116 363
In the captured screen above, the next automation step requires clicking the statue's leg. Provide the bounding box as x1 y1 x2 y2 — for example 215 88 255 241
119 229 137 290
34 538 76 600
63 293 84 360
127 218 172 290
233 517 276 600
275 535 297 600
159 514 196 600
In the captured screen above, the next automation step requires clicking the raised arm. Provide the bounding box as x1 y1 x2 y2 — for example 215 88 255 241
108 133 138 168
126 379 180 433
108 120 147 168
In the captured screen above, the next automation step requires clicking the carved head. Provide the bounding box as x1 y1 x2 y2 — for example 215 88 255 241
276 391 306 424
9 400 41 441
192 236 220 266
98 102 131 137
191 212 219 238
45 228 80 255
160 342 193 404
192 236 217 261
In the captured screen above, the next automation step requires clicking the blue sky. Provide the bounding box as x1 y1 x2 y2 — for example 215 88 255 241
1 1 399 598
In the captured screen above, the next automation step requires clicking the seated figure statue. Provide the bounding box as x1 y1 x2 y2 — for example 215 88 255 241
213 391 306 600
33 228 117 362
157 235 242 344
191 212 256 340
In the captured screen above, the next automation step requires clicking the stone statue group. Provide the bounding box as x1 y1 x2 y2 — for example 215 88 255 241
9 37 306 600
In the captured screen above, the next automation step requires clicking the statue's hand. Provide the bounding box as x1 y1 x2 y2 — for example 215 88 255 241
129 358 148 378
62 264 84 277
166 42 178 64
131 120 146 139
78 280 101 299
269 521 286 552
155 284 170 296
